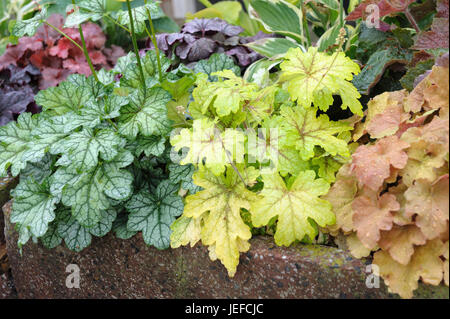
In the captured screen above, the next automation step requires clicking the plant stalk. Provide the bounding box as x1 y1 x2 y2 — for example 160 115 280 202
126 0 146 90
144 0 163 82
71 0 98 80
404 8 420 33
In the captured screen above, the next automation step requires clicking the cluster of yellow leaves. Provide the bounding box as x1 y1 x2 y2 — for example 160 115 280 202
324 64 449 298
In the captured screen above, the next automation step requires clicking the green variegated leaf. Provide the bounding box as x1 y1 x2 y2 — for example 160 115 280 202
40 222 62 249
97 162 133 201
34 74 98 114
121 51 171 89
116 2 164 33
193 53 240 81
21 154 53 184
134 135 166 157
89 209 117 237
61 167 110 227
168 163 201 194
248 0 305 43
11 178 59 239
126 180 184 249
64 0 106 27
12 6 48 37
0 113 34 177
57 210 92 252
118 87 172 138
113 214 138 240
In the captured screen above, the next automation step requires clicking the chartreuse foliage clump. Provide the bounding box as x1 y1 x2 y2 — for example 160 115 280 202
170 46 362 277
324 61 449 298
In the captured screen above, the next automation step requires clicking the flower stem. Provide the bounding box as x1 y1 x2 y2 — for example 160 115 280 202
103 13 131 34
144 0 163 82
198 0 213 8
126 0 146 90
71 0 98 81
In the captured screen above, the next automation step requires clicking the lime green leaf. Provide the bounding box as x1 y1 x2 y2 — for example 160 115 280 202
175 166 259 276
248 0 305 43
279 105 352 160
126 180 183 249
118 87 172 138
251 171 334 246
170 215 202 248
280 47 363 115
11 178 59 239
171 118 245 176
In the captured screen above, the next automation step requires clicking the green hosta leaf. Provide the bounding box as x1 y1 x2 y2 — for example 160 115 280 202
280 47 363 115
278 105 352 160
193 53 240 81
34 74 100 114
64 0 106 27
116 2 164 34
118 87 172 138
243 58 282 86
0 113 34 177
251 171 334 246
246 37 303 58
248 0 305 43
61 167 110 227
11 178 59 239
353 46 412 95
126 180 184 249
12 6 48 37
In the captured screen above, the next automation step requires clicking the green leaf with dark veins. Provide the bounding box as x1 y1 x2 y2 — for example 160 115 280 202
118 87 172 138
11 178 59 238
12 6 48 37
126 180 184 249
193 53 240 81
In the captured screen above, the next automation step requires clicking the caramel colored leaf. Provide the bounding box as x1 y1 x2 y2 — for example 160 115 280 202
352 193 399 249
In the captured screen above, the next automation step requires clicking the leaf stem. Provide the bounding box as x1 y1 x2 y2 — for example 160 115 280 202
43 21 83 51
126 0 146 90
404 8 420 33
103 13 131 34
144 0 163 82
71 0 98 81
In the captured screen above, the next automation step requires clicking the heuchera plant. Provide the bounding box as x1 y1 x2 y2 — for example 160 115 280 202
0 64 41 126
169 31 364 277
324 55 449 298
0 13 124 90
0 0 217 252
148 17 272 68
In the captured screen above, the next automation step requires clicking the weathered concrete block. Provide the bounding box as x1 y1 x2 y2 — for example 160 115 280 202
3 201 448 299
0 177 18 246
